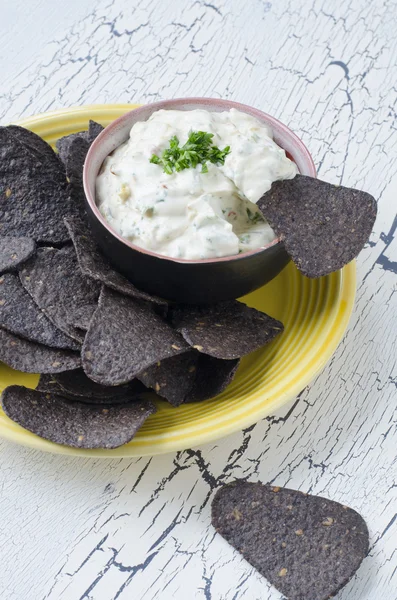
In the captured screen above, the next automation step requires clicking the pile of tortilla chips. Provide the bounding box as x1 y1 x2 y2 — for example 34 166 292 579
0 119 376 449
0 122 287 448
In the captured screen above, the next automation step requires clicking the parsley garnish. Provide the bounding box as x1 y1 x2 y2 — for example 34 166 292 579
246 207 262 224
150 131 231 174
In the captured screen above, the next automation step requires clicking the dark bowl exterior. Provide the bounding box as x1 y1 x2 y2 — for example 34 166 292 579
85 201 290 303
84 98 316 303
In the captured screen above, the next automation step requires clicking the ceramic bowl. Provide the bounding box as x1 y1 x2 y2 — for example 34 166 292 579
83 98 316 303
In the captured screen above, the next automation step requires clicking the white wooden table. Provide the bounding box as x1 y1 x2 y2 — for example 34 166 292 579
1 1 396 599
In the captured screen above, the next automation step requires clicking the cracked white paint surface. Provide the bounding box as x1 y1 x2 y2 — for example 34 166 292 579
0 1 396 599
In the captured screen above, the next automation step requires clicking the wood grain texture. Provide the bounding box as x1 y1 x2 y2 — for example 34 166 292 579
0 0 396 599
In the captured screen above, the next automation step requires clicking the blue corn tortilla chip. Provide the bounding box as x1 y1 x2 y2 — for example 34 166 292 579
36 374 76 396
87 120 104 143
65 304 97 332
139 351 239 406
0 328 80 373
56 120 104 163
1 385 156 449
0 273 79 350
64 135 89 186
56 131 86 164
212 482 369 600
65 216 166 306
56 121 104 223
0 236 36 274
171 301 283 360
7 125 66 185
19 246 101 343
62 136 91 224
36 372 147 405
0 127 76 243
257 174 377 278
138 351 199 407
185 355 240 402
82 286 188 386
53 368 147 400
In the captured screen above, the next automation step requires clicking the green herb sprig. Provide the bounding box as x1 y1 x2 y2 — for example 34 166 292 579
246 207 262 224
150 131 231 174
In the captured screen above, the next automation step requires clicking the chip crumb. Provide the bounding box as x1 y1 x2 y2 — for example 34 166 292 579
287 504 293 510
322 517 334 526
272 486 280 493
188 365 196 373
281 542 287 548
52 361 61 368
5 188 12 198
231 508 242 520
278 568 287 577
193 345 203 351
77 435 84 442
85 350 92 360
171 344 181 350
155 382 161 392
295 529 304 536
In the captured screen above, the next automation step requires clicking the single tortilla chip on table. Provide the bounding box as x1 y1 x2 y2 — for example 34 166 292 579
257 174 377 278
211 481 369 600
1 385 156 449
19 246 101 343
82 286 188 386
0 328 80 373
65 216 166 306
0 273 80 350
170 301 283 360
0 127 76 243
0 236 36 274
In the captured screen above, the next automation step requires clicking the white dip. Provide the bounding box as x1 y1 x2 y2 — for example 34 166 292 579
96 109 298 260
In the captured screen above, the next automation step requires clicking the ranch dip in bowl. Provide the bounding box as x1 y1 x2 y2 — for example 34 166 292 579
96 108 297 261
83 98 315 303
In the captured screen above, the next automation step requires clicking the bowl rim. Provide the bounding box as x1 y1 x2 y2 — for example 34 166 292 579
83 97 317 265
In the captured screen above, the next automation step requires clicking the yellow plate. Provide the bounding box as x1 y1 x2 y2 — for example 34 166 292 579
0 104 356 457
